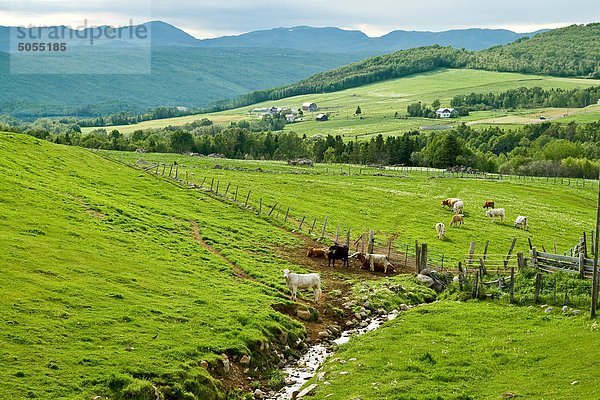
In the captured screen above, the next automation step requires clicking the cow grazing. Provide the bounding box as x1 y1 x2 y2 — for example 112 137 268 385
435 222 446 239
486 208 505 223
514 216 530 230
307 247 328 258
483 200 495 209
453 200 464 214
327 244 349 267
441 198 461 209
351 252 394 274
450 214 464 227
283 269 321 303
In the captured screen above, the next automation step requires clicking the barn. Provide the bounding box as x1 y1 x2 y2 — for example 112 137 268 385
302 102 318 112
315 114 328 122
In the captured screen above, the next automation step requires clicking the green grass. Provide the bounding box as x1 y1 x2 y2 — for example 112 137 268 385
309 301 600 399
90 69 600 137
0 133 316 399
111 152 598 266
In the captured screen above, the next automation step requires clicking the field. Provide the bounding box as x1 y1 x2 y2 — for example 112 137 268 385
0 133 318 399
84 69 600 137
111 152 598 267
2 133 600 400
308 301 600 400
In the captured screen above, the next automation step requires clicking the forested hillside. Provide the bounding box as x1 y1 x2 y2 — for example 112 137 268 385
211 24 599 112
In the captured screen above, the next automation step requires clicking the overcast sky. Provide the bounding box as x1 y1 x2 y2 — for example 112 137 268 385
1 0 598 38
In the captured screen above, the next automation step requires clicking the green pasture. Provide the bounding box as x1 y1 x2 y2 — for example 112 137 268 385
0 133 315 399
111 152 599 266
309 301 600 400
82 69 599 137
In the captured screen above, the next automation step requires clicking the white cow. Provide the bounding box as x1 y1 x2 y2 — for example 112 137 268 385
283 269 322 303
486 208 505 223
453 200 464 214
435 222 446 239
514 216 530 230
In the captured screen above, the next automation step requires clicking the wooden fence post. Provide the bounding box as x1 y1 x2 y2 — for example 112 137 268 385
319 216 328 239
258 198 262 214
510 267 515 304
415 241 421 274
591 170 600 318
420 243 428 272
335 224 340 243
308 218 317 234
298 216 305 230
284 207 290 222
504 237 517 268
579 250 585 279
553 239 558 254
368 230 374 254
472 271 479 299
276 205 281 219
467 241 476 270
168 164 173 177
244 191 251 207
458 262 464 291
534 272 542 304
185 171 188 184
268 203 277 217
234 186 238 202
224 182 230 197
479 257 487 277
346 229 351 247
517 251 525 271
483 240 489 262
531 246 538 268
175 165 178 179
210 177 214 192
215 180 220 195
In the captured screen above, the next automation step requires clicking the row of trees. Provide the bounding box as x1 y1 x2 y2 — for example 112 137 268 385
451 86 600 111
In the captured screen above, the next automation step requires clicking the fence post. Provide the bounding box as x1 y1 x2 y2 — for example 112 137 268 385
510 267 515 304
483 240 489 262
175 165 178 179
368 230 374 254
168 164 173 177
244 191 251 207
234 186 239 202
415 241 421 274
346 229 351 248
467 241 476 270
553 239 558 254
258 198 262 214
308 218 317 234
215 180 220 195
405 244 409 268
224 182 230 197
505 237 517 268
298 216 305 230
420 243 428 272
185 171 188 184
517 251 525 271
458 262 464 291
531 246 538 268
479 257 487 276
276 205 281 219
579 250 585 279
335 224 340 243
284 207 290 222
472 271 479 299
200 177 206 189
210 177 214 192
534 272 542 304
268 203 277 217
319 216 328 239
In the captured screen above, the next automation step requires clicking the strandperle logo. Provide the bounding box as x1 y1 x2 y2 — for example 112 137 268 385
9 18 152 75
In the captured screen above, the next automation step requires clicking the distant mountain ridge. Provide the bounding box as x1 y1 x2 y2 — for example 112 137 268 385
0 21 546 53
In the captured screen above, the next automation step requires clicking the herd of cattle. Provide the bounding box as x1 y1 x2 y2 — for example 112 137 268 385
284 196 531 303
435 197 530 240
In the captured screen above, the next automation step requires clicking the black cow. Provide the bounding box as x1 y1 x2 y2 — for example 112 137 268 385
327 244 349 267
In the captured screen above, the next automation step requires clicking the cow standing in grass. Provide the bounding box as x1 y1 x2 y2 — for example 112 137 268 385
328 244 349 267
283 269 321 303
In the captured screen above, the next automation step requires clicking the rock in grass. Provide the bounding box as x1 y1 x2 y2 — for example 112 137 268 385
296 309 311 320
297 383 317 397
544 307 553 313
253 388 265 398
240 354 251 366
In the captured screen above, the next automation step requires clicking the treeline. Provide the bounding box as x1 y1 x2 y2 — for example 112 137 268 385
451 86 600 110
77 106 204 127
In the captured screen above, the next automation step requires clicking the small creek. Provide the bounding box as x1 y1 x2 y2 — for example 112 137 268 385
267 312 398 400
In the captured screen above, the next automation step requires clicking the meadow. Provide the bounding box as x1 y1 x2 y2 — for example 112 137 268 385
309 301 600 400
111 152 599 267
0 133 320 399
84 69 600 137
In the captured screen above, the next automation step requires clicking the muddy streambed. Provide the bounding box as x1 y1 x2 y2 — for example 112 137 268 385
266 311 399 400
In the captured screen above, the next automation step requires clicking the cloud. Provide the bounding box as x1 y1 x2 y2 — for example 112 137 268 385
2 0 598 38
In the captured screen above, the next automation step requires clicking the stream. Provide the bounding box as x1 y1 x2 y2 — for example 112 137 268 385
267 311 399 400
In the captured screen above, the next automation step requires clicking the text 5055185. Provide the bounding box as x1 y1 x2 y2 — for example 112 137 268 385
17 43 67 52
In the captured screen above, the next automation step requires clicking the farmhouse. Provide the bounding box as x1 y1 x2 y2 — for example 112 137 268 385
316 113 328 122
285 114 297 123
302 102 318 112
436 108 456 118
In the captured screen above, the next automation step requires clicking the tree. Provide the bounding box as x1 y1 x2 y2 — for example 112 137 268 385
355 106 362 115
170 130 194 153
431 99 441 110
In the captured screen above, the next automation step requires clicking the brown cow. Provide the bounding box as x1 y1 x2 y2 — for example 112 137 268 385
450 214 464 227
307 248 328 258
351 252 395 274
483 200 495 209
441 198 461 209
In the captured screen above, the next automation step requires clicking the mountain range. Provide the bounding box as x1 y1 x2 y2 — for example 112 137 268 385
0 21 544 53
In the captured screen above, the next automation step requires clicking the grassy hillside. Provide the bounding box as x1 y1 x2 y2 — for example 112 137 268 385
109 152 598 265
308 301 600 399
0 133 320 399
91 69 599 138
